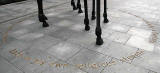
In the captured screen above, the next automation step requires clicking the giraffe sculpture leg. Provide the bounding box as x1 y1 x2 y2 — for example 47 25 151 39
37 0 49 27
77 0 83 13
96 0 103 45
103 0 109 23
71 0 77 10
91 0 96 20
83 0 90 31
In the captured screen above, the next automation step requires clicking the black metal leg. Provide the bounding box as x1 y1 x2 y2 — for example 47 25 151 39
77 0 83 13
37 0 49 27
96 0 103 45
91 0 96 20
71 0 77 10
103 0 109 23
37 0 48 22
83 0 90 31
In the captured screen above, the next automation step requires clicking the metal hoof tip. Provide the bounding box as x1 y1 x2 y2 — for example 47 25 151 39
73 7 78 10
78 9 83 13
96 38 104 45
104 18 109 23
43 22 49 27
91 16 96 20
85 25 90 31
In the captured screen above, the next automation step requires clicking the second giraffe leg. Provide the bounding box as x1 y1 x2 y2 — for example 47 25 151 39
71 0 77 10
77 0 83 13
83 0 90 31
103 0 109 23
37 0 49 27
91 0 96 20
37 0 48 22
96 0 103 45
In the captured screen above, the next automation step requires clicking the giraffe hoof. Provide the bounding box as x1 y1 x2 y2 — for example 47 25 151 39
43 21 49 27
78 9 83 13
91 16 96 20
104 18 109 23
96 38 103 45
73 7 78 10
85 25 90 31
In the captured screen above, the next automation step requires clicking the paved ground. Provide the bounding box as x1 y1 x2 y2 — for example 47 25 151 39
0 0 160 73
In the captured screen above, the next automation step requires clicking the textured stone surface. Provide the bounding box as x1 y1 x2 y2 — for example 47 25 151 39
0 57 23 73
47 42 82 61
126 36 154 51
0 0 160 73
101 58 150 73
68 49 112 73
108 31 131 44
132 51 160 73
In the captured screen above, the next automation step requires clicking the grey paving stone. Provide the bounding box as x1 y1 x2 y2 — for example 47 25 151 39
153 44 160 55
69 23 88 32
15 17 38 27
0 36 17 50
67 49 112 73
29 35 61 51
15 32 45 41
101 58 150 73
108 31 131 44
48 27 83 40
4 2 37 14
41 60 87 73
0 57 23 73
0 40 31 62
132 51 160 73
66 32 96 48
7 17 39 33
9 28 31 39
11 48 59 73
0 10 17 23
106 24 131 33
101 42 138 62
47 42 82 61
148 70 158 73
0 11 8 17
36 25 60 34
52 20 75 28
126 36 154 51
0 23 13 33
128 27 152 39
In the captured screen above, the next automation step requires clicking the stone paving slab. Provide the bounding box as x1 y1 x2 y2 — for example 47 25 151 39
132 51 160 73
0 57 23 73
10 48 59 73
0 40 32 62
0 0 160 73
41 60 87 73
67 49 112 73
101 58 152 73
47 41 82 61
